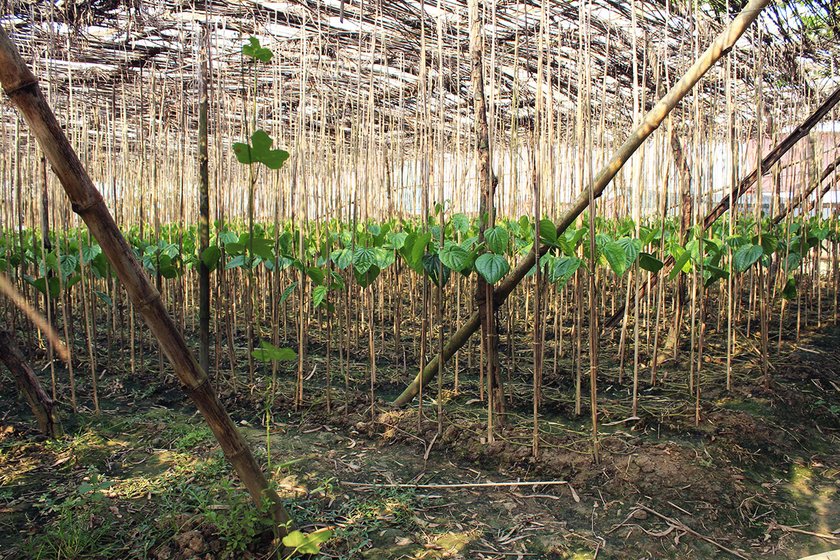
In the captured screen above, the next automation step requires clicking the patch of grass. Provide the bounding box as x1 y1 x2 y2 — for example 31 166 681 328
718 397 772 417
172 424 214 451
25 471 120 559
201 480 275 556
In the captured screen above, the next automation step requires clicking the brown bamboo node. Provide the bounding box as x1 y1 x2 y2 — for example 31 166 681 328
134 289 162 312
70 196 104 217
1 77 38 99
224 445 250 463
185 375 212 395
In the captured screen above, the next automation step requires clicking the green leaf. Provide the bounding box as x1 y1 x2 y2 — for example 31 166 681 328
65 274 82 291
218 231 238 245
439 242 472 272
759 233 778 255
704 264 729 287
353 247 376 274
25 275 60 299
354 264 380 288
94 290 113 307
373 247 394 269
81 244 101 265
669 249 692 280
282 528 333 554
538 219 558 245
484 227 509 254
251 341 297 363
451 213 470 234
226 255 248 269
638 252 664 273
733 244 763 272
248 237 275 261
225 241 246 256
312 285 328 308
474 253 509 285
59 254 78 279
201 245 222 271
422 253 450 287
280 282 298 303
307 267 325 286
233 130 290 170
549 256 582 288
603 241 628 276
616 237 642 267
161 243 179 259
242 36 274 62
781 275 797 300
386 231 408 250
400 232 429 273
331 248 353 270
42 252 58 274
784 252 801 272
159 265 178 279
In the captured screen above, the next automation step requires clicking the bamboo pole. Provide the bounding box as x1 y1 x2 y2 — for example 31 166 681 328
393 0 773 406
603 85 840 330
0 26 292 533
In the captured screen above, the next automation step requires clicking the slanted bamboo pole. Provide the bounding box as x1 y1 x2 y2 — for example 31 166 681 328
393 0 773 406
0 27 292 533
604 84 840 330
771 152 840 226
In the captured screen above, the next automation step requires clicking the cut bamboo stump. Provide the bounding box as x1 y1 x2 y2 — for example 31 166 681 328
0 330 62 438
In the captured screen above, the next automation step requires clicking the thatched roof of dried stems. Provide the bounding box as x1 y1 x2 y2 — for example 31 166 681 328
1 0 838 153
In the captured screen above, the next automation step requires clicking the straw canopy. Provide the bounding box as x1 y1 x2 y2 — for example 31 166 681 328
2 0 837 152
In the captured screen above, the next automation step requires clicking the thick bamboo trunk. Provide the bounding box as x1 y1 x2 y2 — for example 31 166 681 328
469 0 504 428
198 31 211 374
393 0 772 407
0 28 291 532
0 330 62 438
603 85 840 329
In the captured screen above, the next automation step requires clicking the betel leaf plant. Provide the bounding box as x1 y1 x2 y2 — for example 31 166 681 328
474 225 510 285
233 35 292 383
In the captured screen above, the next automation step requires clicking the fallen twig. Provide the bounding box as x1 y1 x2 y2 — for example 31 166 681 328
340 479 571 490
768 521 840 543
635 504 748 559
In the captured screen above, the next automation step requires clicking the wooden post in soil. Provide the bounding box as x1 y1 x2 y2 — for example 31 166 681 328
0 27 292 534
393 0 773 407
469 0 505 433
198 28 211 375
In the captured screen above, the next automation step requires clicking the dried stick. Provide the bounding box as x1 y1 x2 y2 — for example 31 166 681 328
635 504 748 559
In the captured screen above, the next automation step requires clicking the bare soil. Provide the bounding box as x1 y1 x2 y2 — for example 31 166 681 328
1 322 839 559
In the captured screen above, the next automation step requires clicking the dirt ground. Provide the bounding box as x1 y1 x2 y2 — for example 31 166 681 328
2 321 839 559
